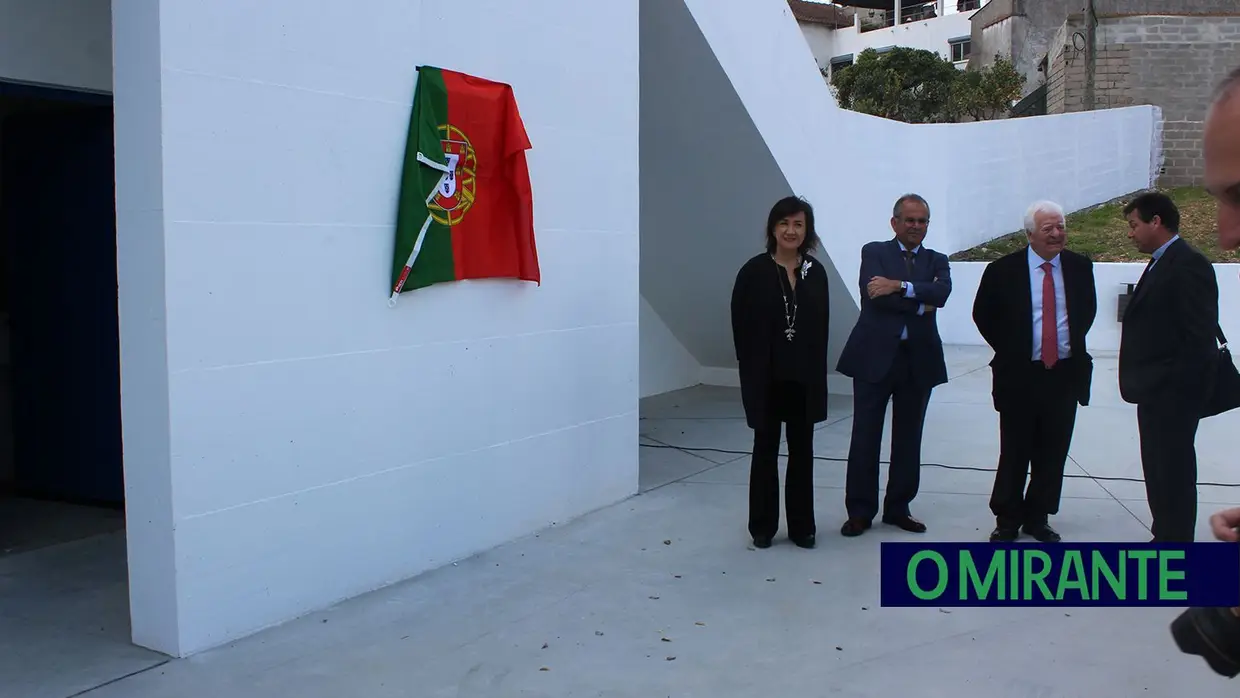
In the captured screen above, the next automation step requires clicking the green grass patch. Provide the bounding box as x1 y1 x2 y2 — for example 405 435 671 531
949 187 1239 263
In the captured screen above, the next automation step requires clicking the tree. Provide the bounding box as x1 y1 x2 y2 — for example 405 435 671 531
949 56 1026 121
829 48 1028 124
830 47 961 124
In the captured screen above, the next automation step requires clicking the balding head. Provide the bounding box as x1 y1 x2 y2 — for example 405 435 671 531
1206 67 1240 251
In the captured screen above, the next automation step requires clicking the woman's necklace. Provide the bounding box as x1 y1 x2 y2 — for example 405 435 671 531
773 255 798 341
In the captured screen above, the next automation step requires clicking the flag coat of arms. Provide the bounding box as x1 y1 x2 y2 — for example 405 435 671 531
389 66 540 303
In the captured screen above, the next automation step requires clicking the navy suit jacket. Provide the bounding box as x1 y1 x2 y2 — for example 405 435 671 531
835 238 952 388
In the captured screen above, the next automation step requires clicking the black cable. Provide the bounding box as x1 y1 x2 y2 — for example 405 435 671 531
639 443 1240 488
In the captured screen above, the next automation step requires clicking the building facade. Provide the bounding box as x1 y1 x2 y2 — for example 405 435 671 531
0 0 641 658
967 0 1075 98
791 0 984 80
1045 3 1240 186
973 0 1240 186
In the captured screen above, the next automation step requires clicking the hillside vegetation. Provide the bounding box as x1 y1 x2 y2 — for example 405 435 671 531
950 187 1234 263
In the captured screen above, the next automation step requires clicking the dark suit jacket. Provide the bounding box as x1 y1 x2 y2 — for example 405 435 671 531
1118 237 1219 411
835 238 951 389
971 246 1097 412
731 252 831 429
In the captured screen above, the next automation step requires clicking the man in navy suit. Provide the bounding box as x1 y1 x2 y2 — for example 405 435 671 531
835 193 952 537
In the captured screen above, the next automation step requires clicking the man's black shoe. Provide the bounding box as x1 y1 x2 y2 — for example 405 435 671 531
840 518 871 537
989 526 1020 542
1022 523 1061 542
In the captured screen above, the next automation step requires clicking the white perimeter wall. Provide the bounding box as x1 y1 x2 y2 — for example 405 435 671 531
637 0 1161 400
0 0 111 92
114 0 639 656
939 261 1240 351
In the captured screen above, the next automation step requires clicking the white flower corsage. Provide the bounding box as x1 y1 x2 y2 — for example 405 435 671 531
800 259 812 280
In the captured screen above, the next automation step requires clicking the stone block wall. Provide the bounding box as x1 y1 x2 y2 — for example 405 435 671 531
1047 13 1240 186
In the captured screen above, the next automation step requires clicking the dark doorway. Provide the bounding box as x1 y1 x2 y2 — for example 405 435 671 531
0 81 123 553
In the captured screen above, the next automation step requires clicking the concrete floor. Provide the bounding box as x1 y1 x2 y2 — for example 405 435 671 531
0 516 166 698
8 345 1240 696
0 496 125 556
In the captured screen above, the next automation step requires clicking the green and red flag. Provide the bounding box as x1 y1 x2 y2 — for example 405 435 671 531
389 66 540 305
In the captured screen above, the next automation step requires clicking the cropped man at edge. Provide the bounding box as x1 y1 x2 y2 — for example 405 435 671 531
1119 191 1219 543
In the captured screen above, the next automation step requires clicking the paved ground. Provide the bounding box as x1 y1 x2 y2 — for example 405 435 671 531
8 345 1240 696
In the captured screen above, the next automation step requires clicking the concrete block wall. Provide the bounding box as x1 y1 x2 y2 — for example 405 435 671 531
1047 13 1240 186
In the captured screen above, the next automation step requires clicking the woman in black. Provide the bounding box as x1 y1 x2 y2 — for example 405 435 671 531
730 196 831 549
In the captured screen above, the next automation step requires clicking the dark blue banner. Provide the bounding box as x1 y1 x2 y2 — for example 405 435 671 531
880 542 1240 607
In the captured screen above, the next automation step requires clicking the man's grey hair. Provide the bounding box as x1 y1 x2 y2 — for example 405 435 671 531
1024 200 1065 233
893 193 930 219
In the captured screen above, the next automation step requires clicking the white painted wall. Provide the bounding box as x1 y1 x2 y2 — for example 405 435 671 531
115 0 639 656
932 107 1161 254
639 296 699 398
632 0 1160 401
0 0 111 92
938 261 1240 351
801 11 975 70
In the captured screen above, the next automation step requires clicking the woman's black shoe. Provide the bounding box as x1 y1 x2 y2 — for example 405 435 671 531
753 536 773 548
791 534 816 549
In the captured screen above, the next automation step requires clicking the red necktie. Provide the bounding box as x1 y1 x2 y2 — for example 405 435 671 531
1041 262 1058 368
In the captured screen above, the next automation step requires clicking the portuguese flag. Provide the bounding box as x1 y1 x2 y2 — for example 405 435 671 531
389 66 540 304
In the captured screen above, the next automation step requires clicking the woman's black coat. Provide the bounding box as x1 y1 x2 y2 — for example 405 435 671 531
730 252 831 430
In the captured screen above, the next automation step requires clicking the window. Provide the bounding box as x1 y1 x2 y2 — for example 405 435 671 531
829 54 854 78
949 37 971 63
958 0 981 10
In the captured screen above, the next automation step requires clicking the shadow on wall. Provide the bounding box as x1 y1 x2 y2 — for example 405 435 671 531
639 0 859 399
636 0 1162 398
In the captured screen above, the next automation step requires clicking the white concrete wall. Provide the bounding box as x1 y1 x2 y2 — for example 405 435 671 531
0 0 112 92
932 107 1161 253
633 0 1160 400
938 261 1240 351
801 11 975 69
639 296 699 398
116 0 639 656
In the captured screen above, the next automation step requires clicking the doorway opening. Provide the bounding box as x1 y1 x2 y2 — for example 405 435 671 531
0 80 162 696
0 80 124 553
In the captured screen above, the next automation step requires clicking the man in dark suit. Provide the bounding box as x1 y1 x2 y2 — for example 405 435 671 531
835 193 952 537
1119 191 1220 543
972 201 1097 543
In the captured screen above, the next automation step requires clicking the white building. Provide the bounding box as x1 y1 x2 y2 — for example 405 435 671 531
0 0 640 659
791 0 989 79
0 0 1159 676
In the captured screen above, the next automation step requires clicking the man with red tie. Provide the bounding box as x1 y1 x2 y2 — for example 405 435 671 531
972 201 1098 542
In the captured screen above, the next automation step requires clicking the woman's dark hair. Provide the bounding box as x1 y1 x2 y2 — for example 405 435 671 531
764 196 820 255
